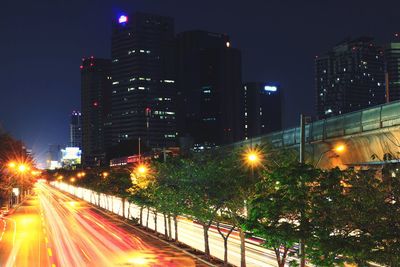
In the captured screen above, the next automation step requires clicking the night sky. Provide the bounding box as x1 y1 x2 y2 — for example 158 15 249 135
1 0 399 164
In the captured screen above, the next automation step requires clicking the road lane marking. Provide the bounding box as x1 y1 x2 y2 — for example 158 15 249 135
48 248 52 257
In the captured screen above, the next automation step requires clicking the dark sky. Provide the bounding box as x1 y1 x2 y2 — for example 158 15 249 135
1 0 399 164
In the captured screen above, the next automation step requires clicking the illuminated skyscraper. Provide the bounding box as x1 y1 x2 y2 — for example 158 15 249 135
316 37 385 119
70 111 82 148
110 12 176 149
176 30 243 149
81 57 112 166
243 82 282 139
384 36 400 101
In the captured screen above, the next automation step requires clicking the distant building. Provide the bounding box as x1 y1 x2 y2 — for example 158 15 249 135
243 82 282 139
70 111 82 148
384 36 400 101
110 12 177 150
81 57 112 166
46 144 62 169
316 37 385 119
176 30 243 149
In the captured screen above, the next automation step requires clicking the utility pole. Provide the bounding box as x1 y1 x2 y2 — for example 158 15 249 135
138 137 141 163
299 113 306 267
300 114 305 164
385 72 390 103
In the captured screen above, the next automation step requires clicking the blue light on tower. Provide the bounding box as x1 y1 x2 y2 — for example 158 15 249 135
264 85 278 92
118 15 128 24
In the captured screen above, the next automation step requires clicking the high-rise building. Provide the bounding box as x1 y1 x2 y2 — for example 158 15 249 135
384 36 400 102
176 30 243 149
316 37 385 119
70 111 82 148
111 12 176 149
243 82 282 139
81 57 112 166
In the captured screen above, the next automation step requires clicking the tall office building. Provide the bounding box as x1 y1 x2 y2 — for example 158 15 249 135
70 111 82 148
384 35 400 101
111 12 176 149
81 57 112 166
316 37 385 119
176 30 243 148
243 82 282 139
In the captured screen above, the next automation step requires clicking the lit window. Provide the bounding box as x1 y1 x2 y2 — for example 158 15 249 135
138 86 145 90
164 80 175 83
112 81 119 85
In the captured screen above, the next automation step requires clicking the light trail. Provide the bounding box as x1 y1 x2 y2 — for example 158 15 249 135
52 181 288 267
34 182 205 266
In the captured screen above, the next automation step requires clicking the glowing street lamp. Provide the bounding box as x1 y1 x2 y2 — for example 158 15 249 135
102 172 109 178
334 144 346 153
243 148 262 168
18 164 28 173
137 164 148 175
315 144 347 167
70 177 76 183
8 161 16 169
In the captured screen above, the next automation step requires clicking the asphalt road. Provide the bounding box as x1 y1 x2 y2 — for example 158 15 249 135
0 182 209 267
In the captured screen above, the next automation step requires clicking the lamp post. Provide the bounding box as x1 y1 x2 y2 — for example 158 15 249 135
241 147 263 267
315 144 346 167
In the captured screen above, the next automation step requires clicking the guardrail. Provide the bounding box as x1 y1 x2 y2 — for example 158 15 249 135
51 181 282 267
231 100 400 149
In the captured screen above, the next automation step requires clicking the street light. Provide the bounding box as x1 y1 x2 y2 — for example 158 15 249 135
243 148 262 168
137 165 148 175
18 164 29 173
70 177 76 183
102 172 109 178
8 161 16 169
315 144 346 167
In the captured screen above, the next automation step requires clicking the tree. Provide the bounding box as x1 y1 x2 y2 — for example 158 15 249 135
153 158 187 241
178 153 229 259
244 160 320 267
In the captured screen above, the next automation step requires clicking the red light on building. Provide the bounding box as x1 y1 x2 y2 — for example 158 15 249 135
93 102 98 107
80 65 83 69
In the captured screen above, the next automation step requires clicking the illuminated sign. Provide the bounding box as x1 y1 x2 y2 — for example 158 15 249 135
264 85 278 92
61 147 81 160
118 15 128 24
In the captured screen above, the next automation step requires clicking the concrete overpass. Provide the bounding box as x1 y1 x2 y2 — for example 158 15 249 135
231 100 400 169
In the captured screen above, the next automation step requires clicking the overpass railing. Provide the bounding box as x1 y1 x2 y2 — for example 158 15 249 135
232 100 400 149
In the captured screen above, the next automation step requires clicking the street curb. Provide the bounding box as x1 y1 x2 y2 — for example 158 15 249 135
55 186 217 267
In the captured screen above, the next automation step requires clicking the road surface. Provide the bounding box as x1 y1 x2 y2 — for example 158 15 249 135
0 182 209 267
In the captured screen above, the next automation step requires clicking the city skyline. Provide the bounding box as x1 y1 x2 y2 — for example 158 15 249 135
1 0 399 165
